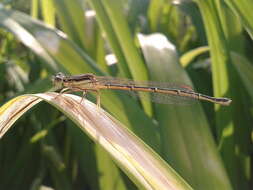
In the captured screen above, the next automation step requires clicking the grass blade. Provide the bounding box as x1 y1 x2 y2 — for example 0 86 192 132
138 33 232 190
224 0 253 39
194 0 235 187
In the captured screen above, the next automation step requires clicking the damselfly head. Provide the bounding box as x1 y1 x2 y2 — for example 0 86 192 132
52 72 65 88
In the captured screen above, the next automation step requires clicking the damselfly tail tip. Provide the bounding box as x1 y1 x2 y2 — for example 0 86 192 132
220 98 232 106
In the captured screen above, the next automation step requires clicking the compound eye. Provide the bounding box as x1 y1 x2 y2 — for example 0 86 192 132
55 76 61 81
52 73 64 85
56 72 64 77
55 72 64 79
53 72 65 81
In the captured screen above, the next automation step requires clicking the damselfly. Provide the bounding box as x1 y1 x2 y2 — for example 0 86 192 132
52 72 232 106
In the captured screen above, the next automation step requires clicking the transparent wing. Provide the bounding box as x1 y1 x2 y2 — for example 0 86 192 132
96 76 194 90
96 76 197 105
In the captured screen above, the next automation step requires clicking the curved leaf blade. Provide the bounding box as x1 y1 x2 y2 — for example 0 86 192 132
0 6 100 74
180 46 210 67
0 7 58 72
0 92 193 190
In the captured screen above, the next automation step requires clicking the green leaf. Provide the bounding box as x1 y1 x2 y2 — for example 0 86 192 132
41 0 56 26
224 0 253 39
52 0 86 49
88 0 152 115
100 0 149 81
87 0 131 77
0 6 102 74
66 121 100 190
231 52 253 104
138 33 232 190
31 0 39 18
193 1 236 188
180 46 209 67
230 52 253 189
0 7 58 72
147 0 166 31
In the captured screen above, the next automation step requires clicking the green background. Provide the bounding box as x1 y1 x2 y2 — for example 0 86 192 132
0 0 252 189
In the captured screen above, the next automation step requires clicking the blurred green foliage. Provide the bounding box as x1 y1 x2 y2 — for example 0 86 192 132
0 0 252 189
